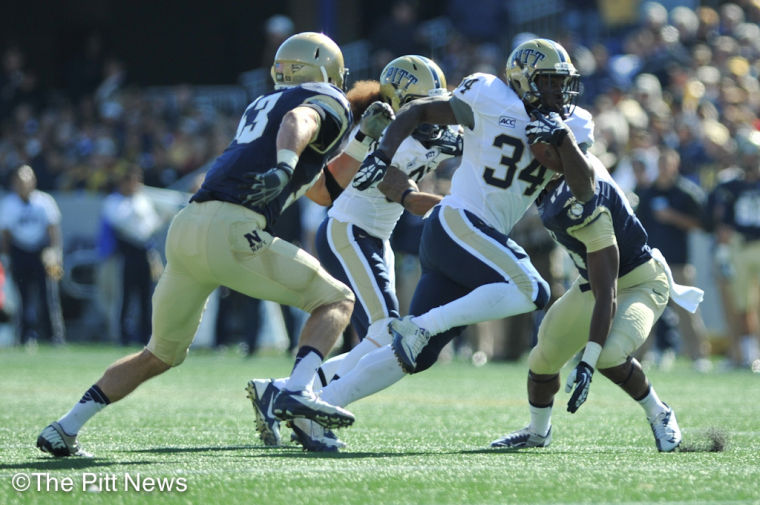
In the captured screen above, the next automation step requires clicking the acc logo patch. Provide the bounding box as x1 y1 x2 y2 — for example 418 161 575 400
567 202 584 220
499 116 516 128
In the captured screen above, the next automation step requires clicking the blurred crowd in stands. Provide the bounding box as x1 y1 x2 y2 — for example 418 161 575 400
2 0 759 371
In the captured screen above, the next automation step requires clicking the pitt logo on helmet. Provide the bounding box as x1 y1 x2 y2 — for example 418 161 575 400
513 48 546 67
383 66 420 91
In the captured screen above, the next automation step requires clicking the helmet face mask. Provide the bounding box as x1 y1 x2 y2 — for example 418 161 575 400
379 55 447 112
271 32 348 91
506 38 581 116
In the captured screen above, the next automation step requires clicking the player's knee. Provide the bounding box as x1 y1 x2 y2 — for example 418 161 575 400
528 370 560 404
533 278 550 310
596 338 628 370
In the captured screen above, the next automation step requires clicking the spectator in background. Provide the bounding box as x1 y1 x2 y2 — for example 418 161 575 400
0 164 65 345
369 0 425 74
101 166 163 346
636 148 711 372
708 135 760 372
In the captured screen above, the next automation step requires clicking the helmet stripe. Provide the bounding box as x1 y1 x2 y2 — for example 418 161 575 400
418 56 442 89
546 39 566 63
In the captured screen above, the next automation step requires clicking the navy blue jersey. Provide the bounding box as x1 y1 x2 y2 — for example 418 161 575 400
538 162 651 281
191 82 352 227
707 176 760 241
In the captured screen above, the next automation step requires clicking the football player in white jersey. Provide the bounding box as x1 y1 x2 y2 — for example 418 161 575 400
248 55 463 451
299 38 598 449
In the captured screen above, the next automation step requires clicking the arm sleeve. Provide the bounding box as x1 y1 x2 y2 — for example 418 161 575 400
568 209 616 253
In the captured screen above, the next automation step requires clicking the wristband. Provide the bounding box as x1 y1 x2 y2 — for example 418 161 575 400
277 149 299 172
344 137 372 161
400 188 416 207
581 341 602 370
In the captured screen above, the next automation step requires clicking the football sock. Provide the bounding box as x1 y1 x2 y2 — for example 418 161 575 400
412 282 535 336
528 403 552 437
319 345 405 408
57 385 110 435
285 346 323 392
310 352 347 389
638 386 667 421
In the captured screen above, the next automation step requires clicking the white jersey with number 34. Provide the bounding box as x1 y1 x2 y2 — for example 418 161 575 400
441 72 594 235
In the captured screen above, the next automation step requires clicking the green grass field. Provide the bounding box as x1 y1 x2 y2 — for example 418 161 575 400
1 344 759 505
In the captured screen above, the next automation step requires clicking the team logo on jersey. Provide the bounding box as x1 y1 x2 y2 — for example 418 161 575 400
244 229 265 253
425 150 437 159
567 202 584 220
498 116 516 128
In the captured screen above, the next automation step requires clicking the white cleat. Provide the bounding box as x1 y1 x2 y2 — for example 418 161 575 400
490 426 552 449
389 316 431 373
649 404 682 452
289 418 346 452
36 422 92 458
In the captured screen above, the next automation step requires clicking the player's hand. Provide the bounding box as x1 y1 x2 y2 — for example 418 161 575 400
378 166 418 203
42 247 63 281
430 126 463 157
359 101 395 140
565 361 594 413
238 162 294 207
353 149 391 190
526 110 571 147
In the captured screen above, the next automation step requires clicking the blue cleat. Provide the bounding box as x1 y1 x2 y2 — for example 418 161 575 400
272 389 355 429
245 379 281 446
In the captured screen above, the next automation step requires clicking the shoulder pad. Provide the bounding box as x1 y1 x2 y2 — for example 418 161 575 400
300 84 352 155
567 106 595 148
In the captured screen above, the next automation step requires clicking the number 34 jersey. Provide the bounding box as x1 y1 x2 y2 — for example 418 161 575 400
192 82 352 227
442 72 594 236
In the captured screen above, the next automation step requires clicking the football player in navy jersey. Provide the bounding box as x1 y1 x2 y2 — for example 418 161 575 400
36 32 393 457
249 55 463 451
490 154 702 452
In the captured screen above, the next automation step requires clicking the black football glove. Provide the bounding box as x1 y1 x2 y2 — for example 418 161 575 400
238 162 294 207
565 360 594 413
359 101 395 140
353 149 391 191
525 110 570 147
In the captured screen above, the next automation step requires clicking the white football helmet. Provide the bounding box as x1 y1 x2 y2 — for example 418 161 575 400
271 32 348 90
379 55 447 112
505 38 581 116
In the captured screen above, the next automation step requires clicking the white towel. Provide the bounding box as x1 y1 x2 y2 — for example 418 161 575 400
650 248 704 313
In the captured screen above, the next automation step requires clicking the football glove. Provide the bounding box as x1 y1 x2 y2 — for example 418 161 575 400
565 360 594 413
359 101 395 140
353 149 391 191
414 125 463 157
238 162 294 207
526 110 570 147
